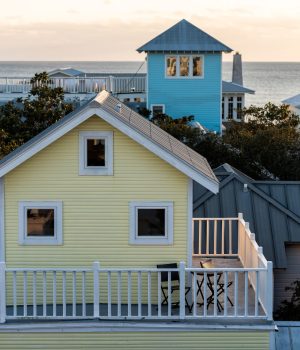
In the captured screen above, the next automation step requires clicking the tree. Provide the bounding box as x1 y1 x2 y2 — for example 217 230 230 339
0 72 73 158
275 280 300 321
224 103 300 180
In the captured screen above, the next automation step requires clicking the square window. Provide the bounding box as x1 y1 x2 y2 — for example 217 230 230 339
129 202 173 245
79 131 113 176
137 208 166 236
19 201 63 245
151 104 165 117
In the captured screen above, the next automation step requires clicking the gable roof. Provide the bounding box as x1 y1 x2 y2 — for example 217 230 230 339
137 19 232 53
222 81 255 94
0 91 218 193
193 163 300 268
48 68 84 77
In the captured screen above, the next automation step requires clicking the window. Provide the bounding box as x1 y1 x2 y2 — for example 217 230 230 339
180 56 189 76
134 97 141 103
79 131 113 175
166 56 177 76
129 202 173 245
151 104 165 117
19 201 63 245
166 55 204 78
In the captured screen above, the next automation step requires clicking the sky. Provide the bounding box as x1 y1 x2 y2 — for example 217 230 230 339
0 0 299 61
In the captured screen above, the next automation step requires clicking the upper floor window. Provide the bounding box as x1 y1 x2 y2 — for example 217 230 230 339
79 131 113 176
166 55 204 78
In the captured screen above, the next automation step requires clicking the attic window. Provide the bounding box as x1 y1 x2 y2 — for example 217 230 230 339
166 55 204 78
79 131 113 175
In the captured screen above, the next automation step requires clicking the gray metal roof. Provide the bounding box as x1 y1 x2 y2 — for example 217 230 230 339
282 93 300 108
0 91 218 189
222 81 255 94
137 19 232 53
193 163 300 268
96 91 218 184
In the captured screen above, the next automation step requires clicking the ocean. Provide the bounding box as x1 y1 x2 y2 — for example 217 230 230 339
0 61 300 106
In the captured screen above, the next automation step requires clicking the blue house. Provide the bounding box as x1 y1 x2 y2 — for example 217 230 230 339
137 19 233 133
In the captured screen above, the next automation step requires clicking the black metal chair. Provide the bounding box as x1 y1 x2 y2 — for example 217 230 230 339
197 260 233 312
157 263 192 313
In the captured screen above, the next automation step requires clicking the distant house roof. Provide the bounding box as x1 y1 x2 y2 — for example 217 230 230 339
282 94 300 108
0 91 218 193
137 19 232 53
193 163 300 268
48 68 84 77
222 81 255 94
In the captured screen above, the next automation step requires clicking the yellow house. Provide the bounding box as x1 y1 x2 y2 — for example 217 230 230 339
0 91 274 349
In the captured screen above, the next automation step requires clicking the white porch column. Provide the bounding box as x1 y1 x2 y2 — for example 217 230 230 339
224 95 229 120
233 95 238 120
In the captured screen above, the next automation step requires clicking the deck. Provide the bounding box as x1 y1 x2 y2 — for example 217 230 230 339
0 216 273 323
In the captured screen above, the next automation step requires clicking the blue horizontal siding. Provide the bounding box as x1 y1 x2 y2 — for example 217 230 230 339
147 53 222 133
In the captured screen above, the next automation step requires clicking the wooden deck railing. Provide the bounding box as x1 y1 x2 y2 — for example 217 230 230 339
0 76 146 94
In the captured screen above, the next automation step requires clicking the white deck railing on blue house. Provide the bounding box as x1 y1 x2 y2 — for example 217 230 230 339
0 215 273 323
0 76 146 95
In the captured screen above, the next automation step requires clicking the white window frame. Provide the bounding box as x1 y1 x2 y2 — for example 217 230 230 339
18 201 63 245
129 201 173 245
150 104 165 116
165 55 204 79
79 131 113 176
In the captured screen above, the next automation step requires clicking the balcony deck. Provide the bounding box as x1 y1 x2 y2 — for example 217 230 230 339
0 216 273 324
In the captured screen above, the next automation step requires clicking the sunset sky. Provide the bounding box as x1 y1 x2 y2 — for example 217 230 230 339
0 0 299 61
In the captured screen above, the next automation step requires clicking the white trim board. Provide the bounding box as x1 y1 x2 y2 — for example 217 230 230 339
0 178 4 261
0 320 276 333
0 99 218 193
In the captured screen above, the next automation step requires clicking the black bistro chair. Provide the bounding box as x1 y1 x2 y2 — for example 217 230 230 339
157 263 192 313
197 260 233 312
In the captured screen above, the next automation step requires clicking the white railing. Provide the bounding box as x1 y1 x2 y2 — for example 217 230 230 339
192 214 273 320
0 76 146 95
192 218 239 257
0 261 272 323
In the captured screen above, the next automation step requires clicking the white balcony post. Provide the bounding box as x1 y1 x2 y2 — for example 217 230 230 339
179 261 186 319
93 261 100 318
266 261 273 320
0 261 6 323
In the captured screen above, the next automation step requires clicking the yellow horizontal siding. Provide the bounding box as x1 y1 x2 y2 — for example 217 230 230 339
0 331 270 350
4 116 188 268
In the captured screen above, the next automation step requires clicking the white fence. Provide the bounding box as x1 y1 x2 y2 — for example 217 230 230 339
0 76 146 94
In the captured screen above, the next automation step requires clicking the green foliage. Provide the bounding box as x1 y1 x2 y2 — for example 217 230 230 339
0 72 73 158
275 280 300 321
224 103 300 180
